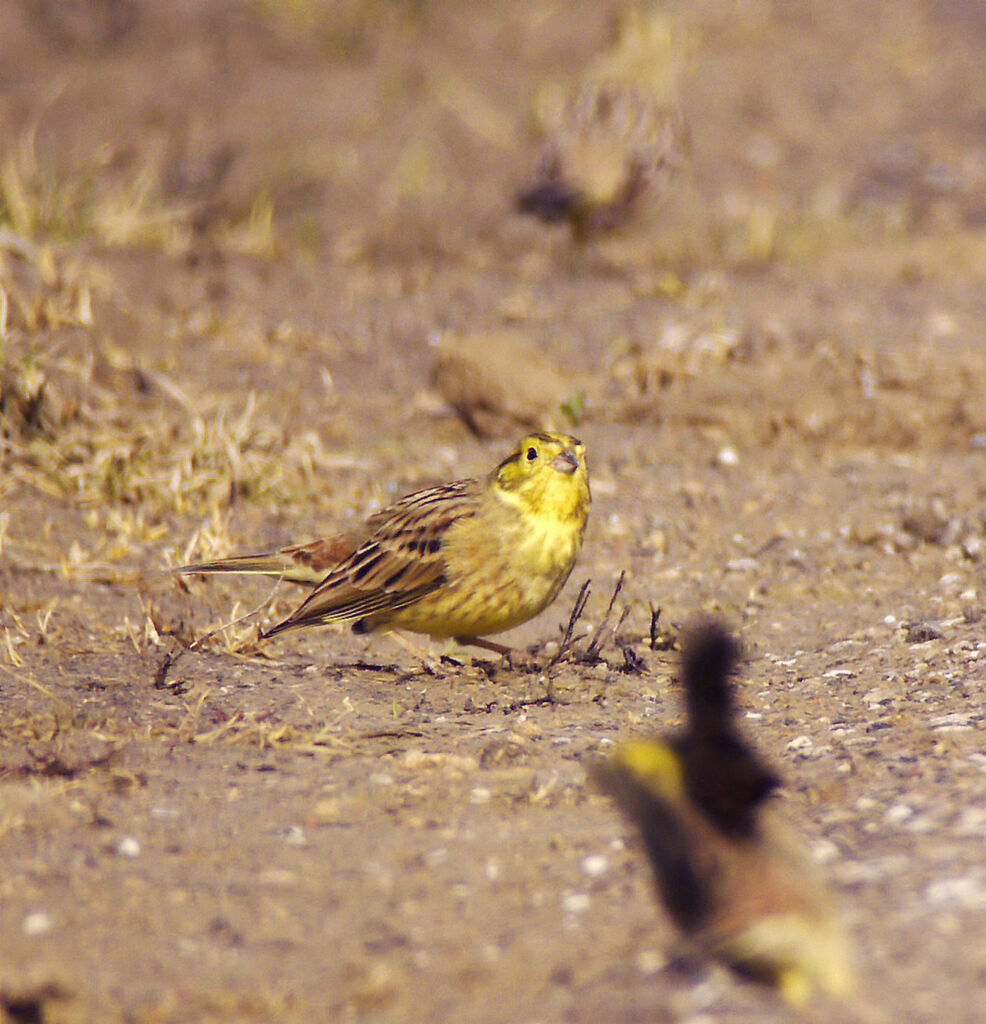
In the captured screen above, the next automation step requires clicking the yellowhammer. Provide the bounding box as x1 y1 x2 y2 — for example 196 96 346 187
176 432 590 657
593 622 853 1008
517 10 688 240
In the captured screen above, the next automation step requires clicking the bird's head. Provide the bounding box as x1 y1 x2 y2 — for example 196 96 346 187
492 431 590 521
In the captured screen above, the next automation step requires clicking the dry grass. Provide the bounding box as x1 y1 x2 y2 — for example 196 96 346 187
0 239 355 584
0 116 292 558
1 113 274 256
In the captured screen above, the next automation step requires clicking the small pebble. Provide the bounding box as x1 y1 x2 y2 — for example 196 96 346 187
581 854 609 878
925 877 986 908
117 836 141 858
469 787 492 805
23 912 52 936
961 536 983 560
809 838 840 865
282 826 307 846
635 949 668 975
929 712 976 730
884 804 913 825
562 892 591 915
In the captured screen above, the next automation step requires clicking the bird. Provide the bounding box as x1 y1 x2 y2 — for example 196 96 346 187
592 621 853 1008
175 432 590 659
517 9 688 240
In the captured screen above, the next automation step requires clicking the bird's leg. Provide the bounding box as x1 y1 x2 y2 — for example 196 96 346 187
456 636 538 672
385 630 443 673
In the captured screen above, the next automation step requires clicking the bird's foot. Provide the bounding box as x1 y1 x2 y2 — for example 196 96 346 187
455 636 540 673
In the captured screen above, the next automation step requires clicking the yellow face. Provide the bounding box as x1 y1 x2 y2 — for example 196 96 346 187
492 431 590 521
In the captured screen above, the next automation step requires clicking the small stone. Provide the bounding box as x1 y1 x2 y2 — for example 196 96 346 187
809 838 840 865
562 892 591 915
282 826 307 846
961 535 984 561
424 847 448 867
884 804 913 824
469 787 492 805
403 749 428 769
117 836 141 858
312 797 342 823
23 912 52 936
581 854 609 878
786 735 813 752
635 949 668 975
929 712 976 731
925 877 986 908
481 943 501 963
726 557 760 573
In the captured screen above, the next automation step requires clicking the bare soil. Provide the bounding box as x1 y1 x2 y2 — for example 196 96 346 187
2 2 986 1021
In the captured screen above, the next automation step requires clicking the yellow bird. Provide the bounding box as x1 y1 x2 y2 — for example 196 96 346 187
593 622 853 1008
176 432 590 657
518 9 688 240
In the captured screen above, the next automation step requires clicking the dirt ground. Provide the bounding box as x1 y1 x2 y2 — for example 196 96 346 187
2 1 986 1021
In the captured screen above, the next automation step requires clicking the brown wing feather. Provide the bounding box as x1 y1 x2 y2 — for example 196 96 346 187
262 479 482 636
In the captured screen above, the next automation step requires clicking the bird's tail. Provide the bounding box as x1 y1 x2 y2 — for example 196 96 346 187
175 551 321 586
516 181 581 223
174 536 355 587
681 619 739 735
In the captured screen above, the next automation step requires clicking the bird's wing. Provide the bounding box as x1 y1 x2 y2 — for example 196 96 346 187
263 479 482 635
591 747 713 932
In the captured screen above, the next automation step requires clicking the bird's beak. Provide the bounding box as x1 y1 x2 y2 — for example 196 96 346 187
552 448 579 475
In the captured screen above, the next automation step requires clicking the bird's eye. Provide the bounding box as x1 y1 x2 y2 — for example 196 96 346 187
526 447 538 462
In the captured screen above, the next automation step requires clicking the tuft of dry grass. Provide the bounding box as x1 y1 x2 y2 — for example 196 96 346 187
1 116 275 256
0 239 362 584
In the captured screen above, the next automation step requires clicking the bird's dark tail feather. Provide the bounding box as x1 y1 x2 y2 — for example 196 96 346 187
516 181 580 223
681 620 739 735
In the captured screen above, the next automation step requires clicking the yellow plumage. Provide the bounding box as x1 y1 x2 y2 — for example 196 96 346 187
176 432 590 655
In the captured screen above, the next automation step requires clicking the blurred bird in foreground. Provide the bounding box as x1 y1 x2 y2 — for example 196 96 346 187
517 8 688 240
176 432 590 659
592 622 853 1008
